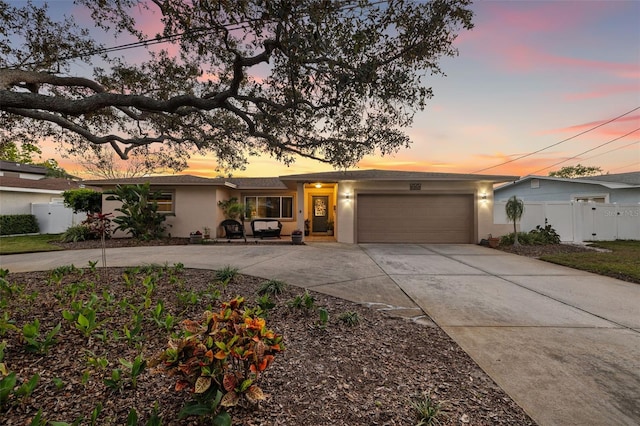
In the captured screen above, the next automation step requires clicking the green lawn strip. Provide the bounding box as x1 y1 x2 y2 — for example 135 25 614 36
540 240 640 284
0 234 64 255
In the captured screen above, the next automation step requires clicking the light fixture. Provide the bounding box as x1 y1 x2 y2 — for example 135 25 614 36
345 192 351 200
480 193 488 201
315 183 322 188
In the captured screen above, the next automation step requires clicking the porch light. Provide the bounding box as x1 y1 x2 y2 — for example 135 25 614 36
315 183 322 188
480 193 488 201
345 192 351 200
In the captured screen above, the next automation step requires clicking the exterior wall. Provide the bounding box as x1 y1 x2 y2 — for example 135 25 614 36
0 189 62 215
171 186 219 237
336 180 495 244
495 180 640 203
102 185 220 238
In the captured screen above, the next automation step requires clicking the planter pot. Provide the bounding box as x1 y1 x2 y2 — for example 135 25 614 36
327 230 334 236
291 234 304 245
488 237 500 248
190 234 203 244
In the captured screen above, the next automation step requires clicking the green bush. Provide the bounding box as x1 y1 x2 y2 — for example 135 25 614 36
529 224 561 244
500 224 561 246
62 189 102 214
0 214 39 236
105 183 167 240
60 225 93 242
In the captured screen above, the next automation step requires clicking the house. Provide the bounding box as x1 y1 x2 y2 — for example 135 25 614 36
86 169 517 244
493 172 640 242
0 160 49 180
0 162 91 233
494 172 640 204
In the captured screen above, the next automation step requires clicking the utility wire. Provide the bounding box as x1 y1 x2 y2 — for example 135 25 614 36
609 161 640 172
582 140 639 161
471 106 640 173
529 128 640 175
20 0 390 67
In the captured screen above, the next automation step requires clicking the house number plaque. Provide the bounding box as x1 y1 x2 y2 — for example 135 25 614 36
409 183 421 191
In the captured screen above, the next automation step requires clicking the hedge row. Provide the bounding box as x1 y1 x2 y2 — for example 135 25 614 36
0 214 40 236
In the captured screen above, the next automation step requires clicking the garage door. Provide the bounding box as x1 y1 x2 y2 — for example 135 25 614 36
357 194 474 243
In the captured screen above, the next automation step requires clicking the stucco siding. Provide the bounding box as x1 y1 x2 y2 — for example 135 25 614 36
0 191 60 215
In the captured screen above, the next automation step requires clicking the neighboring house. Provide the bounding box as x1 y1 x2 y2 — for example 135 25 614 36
493 172 640 204
493 172 640 242
0 162 91 233
86 170 517 244
0 160 49 180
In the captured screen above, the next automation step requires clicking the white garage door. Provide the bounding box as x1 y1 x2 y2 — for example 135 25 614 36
357 194 474 243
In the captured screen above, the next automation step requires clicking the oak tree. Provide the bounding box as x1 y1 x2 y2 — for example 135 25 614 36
0 0 473 172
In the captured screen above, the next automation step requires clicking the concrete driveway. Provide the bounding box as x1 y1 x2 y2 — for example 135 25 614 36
2 242 639 425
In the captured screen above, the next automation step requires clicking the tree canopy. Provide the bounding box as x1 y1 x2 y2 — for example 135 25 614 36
548 164 604 179
0 0 473 172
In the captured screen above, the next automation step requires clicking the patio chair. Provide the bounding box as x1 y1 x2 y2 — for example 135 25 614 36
220 219 246 242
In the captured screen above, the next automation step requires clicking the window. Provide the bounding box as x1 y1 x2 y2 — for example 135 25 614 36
245 196 293 219
152 191 174 213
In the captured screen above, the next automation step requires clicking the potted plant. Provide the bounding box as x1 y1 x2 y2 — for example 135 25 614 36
304 219 310 236
189 230 203 244
326 220 334 236
203 226 211 239
291 229 303 245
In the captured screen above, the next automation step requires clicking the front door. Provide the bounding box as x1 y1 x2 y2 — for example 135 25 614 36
311 196 329 233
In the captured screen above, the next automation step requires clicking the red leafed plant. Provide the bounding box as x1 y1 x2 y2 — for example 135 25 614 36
152 297 284 418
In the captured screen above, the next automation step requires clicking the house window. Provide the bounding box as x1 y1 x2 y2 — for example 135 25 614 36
153 191 174 213
245 196 293 219
531 179 540 189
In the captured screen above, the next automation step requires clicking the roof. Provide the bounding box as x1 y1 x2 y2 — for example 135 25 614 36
84 175 224 186
495 173 640 191
84 175 287 190
0 161 48 175
279 169 519 183
85 170 520 190
579 171 640 185
0 176 96 191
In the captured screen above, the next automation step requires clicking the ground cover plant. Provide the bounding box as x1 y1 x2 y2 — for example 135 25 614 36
0 263 534 425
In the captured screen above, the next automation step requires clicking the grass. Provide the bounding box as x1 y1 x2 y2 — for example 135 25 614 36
0 234 63 255
540 240 640 284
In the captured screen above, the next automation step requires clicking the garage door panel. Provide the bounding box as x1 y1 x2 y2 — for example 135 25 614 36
357 194 473 243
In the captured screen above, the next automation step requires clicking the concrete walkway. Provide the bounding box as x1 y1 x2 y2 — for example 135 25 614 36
1 243 639 425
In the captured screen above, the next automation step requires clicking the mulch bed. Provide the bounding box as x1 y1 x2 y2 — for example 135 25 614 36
2 242 537 425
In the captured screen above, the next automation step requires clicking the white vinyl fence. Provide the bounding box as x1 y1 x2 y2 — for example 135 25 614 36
31 203 87 234
494 201 640 242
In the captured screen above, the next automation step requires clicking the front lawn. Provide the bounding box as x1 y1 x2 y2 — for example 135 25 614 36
540 240 640 284
0 234 63 255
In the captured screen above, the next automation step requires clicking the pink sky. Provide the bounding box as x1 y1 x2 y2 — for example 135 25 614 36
38 0 639 178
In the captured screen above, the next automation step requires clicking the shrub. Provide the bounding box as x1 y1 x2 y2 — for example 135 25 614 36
62 189 102 214
529 224 561 244
257 279 287 296
0 214 39 236
500 224 561 246
60 224 93 242
105 183 167 240
152 297 284 422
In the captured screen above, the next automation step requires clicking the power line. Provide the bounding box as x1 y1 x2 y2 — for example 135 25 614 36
471 106 640 173
609 161 640 172
582 140 639 161
529 128 640 175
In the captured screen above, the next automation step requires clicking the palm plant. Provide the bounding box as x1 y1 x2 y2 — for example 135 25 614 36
505 195 525 245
